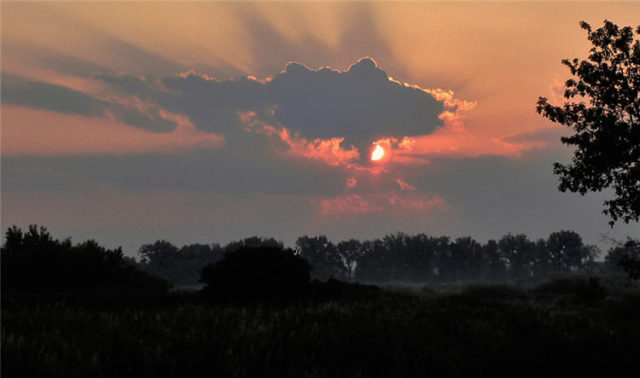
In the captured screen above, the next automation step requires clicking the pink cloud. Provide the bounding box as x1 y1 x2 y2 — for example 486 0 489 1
239 110 360 167
320 194 383 216
318 191 447 216
241 84 545 174
370 90 547 162
395 178 415 191
1 105 224 156
238 86 547 192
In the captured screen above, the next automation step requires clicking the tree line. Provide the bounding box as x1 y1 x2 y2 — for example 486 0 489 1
2 225 637 294
136 236 283 286
137 231 640 285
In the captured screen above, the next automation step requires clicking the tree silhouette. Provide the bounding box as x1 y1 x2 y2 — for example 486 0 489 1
481 239 507 281
403 234 440 282
224 236 283 254
531 239 553 280
605 239 640 280
138 241 224 285
546 231 597 274
337 239 364 281
139 240 179 266
382 233 411 281
448 237 484 282
199 245 311 300
107 231 611 288
536 20 640 225
354 239 390 282
296 236 346 281
498 234 536 279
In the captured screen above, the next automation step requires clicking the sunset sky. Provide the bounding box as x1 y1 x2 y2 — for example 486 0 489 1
2 1 638 255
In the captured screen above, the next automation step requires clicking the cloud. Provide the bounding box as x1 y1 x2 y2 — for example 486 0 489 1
267 58 444 148
501 127 569 148
366 94 547 163
91 58 543 170
239 111 361 168
1 75 179 133
91 72 269 137
159 73 269 136
3 57 543 170
318 192 447 216
2 75 105 116
395 179 416 191
94 57 445 151
1 106 223 156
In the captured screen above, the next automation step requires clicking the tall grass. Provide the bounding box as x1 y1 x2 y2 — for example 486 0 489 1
3 279 639 377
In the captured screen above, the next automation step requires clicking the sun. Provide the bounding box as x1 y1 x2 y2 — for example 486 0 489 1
371 144 385 161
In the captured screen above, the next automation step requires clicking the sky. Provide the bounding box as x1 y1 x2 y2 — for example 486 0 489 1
1 1 639 256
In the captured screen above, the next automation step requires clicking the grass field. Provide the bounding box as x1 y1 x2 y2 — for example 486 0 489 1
2 277 639 377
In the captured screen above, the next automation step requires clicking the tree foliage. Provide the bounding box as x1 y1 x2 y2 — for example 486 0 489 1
606 238 640 281
536 20 640 225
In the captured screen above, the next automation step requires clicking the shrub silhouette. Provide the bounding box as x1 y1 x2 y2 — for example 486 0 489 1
199 246 311 300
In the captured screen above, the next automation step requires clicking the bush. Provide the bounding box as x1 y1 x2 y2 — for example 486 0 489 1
199 246 311 300
533 276 607 303
1 225 170 294
461 284 527 302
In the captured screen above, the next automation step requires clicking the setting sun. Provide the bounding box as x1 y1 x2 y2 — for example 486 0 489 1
371 144 385 161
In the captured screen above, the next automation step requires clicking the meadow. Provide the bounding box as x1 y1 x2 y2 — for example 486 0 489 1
3 278 639 377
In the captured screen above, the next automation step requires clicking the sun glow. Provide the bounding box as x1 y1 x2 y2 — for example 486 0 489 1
371 144 385 161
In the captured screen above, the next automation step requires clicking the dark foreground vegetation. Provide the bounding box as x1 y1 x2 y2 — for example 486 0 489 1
2 225 640 377
3 278 640 377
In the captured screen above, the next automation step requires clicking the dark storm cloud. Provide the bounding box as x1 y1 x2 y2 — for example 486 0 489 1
94 58 446 148
1 75 177 133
